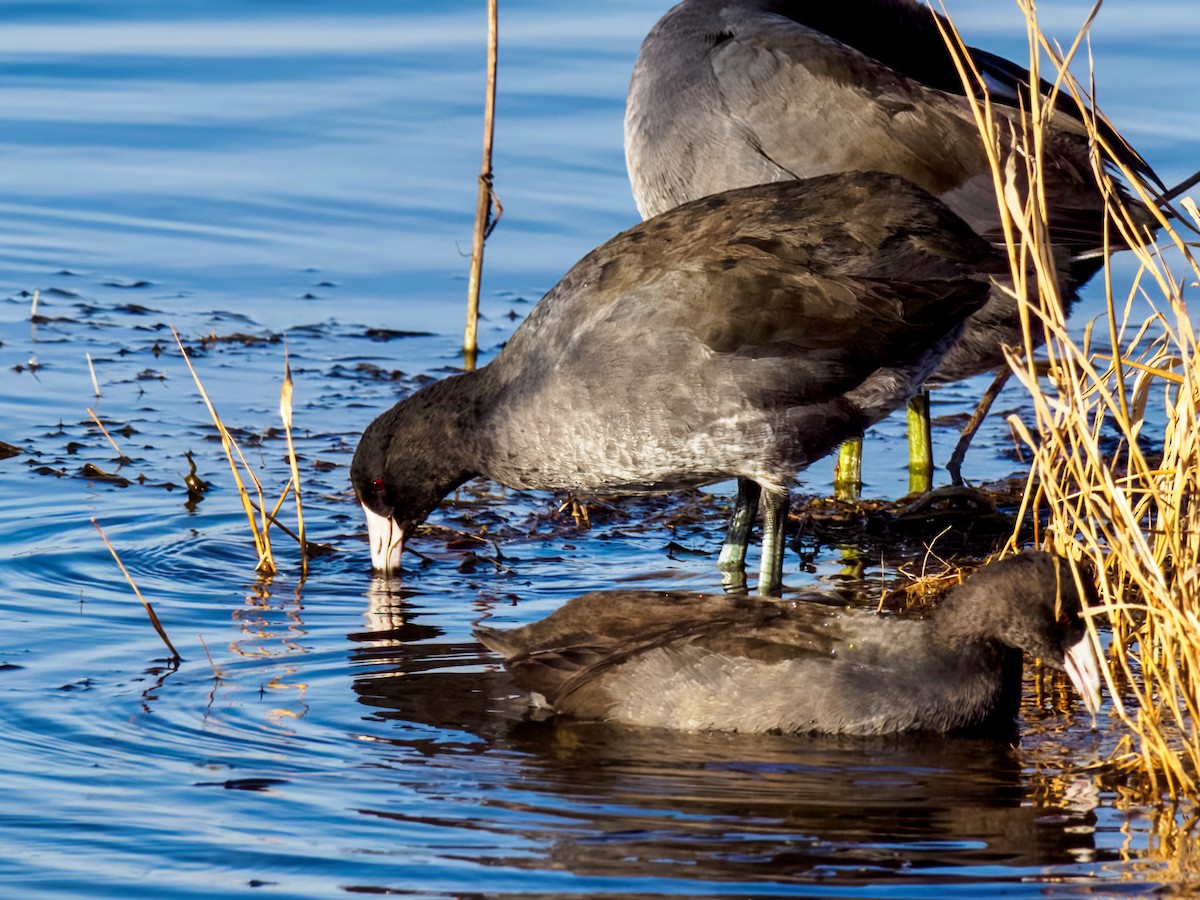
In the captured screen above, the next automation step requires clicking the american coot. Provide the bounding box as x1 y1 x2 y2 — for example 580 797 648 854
625 0 1161 489
474 551 1104 738
351 172 1003 593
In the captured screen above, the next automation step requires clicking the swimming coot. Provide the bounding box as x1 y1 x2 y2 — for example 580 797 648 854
625 0 1161 488
474 551 1104 737
351 172 1003 593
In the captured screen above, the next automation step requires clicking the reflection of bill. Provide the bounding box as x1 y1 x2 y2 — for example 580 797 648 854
347 590 521 742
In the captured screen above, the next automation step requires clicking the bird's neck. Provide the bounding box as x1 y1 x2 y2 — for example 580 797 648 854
934 581 1014 646
387 370 494 493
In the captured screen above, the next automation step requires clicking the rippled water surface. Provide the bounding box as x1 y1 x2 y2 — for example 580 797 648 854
2 2 1199 897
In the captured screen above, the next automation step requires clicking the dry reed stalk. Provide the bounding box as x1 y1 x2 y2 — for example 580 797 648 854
171 326 276 575
265 477 294 530
92 518 181 662
86 353 101 397
198 633 225 682
87 407 126 462
463 0 501 369
887 544 966 611
940 2 1200 797
279 346 306 575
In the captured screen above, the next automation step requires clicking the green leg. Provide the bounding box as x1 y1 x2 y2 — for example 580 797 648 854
718 478 760 592
837 546 866 580
757 488 789 597
907 390 933 495
833 438 863 502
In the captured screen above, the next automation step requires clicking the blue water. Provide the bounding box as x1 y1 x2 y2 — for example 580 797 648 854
0 1 1198 897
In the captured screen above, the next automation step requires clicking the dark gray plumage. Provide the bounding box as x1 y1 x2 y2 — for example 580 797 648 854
474 551 1104 737
624 0 1160 491
351 172 1002 592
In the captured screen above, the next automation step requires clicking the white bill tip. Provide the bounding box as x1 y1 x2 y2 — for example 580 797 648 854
362 502 404 575
1063 631 1104 721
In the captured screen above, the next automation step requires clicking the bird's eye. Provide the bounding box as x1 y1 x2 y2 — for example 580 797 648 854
371 478 386 495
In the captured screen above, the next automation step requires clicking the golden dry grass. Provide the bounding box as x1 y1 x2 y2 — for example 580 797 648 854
170 327 309 578
940 1 1200 797
172 326 277 574
92 517 181 662
279 344 307 576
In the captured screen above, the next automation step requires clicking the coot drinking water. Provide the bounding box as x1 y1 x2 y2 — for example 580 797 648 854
351 172 1003 593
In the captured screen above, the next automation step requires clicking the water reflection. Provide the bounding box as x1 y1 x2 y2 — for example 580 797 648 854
345 599 1103 891
492 727 1096 886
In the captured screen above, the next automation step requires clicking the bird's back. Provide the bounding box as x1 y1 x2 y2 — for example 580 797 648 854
626 0 1156 252
477 174 998 493
476 588 1017 736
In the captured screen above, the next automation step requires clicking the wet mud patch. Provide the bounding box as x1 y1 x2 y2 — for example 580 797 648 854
791 480 1030 574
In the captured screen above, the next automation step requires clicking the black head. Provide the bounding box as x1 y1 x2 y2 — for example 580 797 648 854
950 551 1103 715
350 384 482 575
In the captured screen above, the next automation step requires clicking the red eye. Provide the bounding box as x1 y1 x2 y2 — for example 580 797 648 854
371 478 386 494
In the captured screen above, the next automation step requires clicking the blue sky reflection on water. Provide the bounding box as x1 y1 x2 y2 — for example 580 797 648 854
0 2 1197 898
0 1 1194 327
